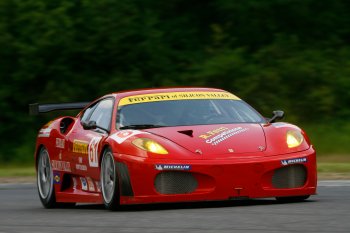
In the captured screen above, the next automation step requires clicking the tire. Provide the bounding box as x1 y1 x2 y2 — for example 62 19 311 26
101 149 120 210
37 147 57 208
276 195 310 203
56 202 76 208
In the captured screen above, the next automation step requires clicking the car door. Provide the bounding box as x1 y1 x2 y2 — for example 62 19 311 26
67 98 114 182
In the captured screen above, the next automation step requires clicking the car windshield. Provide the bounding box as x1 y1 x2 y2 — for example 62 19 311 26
116 99 265 129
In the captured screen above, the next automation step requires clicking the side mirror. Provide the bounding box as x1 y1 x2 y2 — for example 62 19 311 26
82 120 97 130
268 110 284 123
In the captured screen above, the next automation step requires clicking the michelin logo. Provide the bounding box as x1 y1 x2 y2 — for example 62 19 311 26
155 164 192 171
281 157 307 166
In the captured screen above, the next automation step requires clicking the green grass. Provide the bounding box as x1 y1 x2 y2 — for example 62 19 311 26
300 121 350 156
0 166 36 177
317 163 350 173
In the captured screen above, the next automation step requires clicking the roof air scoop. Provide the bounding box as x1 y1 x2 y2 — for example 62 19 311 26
178 130 193 137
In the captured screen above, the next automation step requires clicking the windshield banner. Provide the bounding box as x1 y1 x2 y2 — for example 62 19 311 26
119 91 240 106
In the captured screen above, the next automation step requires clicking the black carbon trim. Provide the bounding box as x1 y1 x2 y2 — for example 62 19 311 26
272 164 307 189
116 162 134 196
29 102 89 115
154 172 198 194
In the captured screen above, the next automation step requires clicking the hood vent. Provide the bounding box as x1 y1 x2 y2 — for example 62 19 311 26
178 130 193 137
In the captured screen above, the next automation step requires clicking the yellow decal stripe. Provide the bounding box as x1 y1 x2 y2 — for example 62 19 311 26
73 140 88 154
119 91 240 106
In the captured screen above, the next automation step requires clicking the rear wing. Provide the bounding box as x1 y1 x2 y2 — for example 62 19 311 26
29 102 89 115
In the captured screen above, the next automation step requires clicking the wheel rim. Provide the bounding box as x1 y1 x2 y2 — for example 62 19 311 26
101 152 116 204
37 148 53 199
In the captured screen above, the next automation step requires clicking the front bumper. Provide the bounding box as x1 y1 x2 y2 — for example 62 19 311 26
115 147 317 205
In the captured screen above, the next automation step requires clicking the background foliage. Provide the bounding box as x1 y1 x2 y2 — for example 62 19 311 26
1 0 350 163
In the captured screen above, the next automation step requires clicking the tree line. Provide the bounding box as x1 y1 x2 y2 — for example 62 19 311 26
1 0 349 162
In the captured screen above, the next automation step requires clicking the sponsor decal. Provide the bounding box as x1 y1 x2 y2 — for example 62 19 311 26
281 157 307 166
199 127 229 139
38 121 53 137
88 136 102 167
119 91 240 106
38 128 52 138
201 127 249 146
72 177 77 189
80 177 88 191
73 140 88 154
110 130 145 144
55 138 65 149
86 177 95 192
53 172 61 184
43 121 53 128
51 160 71 172
155 164 192 171
95 181 101 192
76 164 87 171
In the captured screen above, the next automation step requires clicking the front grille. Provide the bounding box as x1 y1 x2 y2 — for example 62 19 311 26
154 172 198 194
272 164 307 189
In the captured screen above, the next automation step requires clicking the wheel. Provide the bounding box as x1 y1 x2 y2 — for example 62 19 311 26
37 146 76 208
37 147 57 208
276 195 310 203
101 149 120 210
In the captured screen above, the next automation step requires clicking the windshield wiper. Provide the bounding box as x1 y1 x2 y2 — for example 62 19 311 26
119 124 167 130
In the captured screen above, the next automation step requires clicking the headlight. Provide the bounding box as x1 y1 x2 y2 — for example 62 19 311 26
132 138 168 154
286 130 304 148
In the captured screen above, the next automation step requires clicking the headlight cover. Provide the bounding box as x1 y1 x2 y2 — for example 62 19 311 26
286 130 304 148
132 138 168 154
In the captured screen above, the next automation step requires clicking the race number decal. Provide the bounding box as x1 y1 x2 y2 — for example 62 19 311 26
88 137 101 167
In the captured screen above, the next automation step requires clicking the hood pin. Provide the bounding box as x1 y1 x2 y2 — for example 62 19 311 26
195 149 202 155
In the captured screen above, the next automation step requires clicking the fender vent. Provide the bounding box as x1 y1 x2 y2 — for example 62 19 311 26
154 172 198 194
116 162 134 196
272 164 307 189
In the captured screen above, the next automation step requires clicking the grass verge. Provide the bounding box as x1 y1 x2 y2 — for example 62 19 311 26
317 163 350 173
0 166 36 177
300 121 350 156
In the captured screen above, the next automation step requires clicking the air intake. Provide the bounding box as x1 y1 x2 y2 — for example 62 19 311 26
154 172 198 194
272 164 307 189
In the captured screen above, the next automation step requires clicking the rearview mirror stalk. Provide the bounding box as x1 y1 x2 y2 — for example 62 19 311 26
268 110 284 123
82 120 97 130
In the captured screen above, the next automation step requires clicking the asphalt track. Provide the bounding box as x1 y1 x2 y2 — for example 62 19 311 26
0 181 350 233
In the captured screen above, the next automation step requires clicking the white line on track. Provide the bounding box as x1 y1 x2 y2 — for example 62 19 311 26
0 183 34 189
318 180 350 187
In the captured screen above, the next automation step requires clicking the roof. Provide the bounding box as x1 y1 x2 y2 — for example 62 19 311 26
111 87 228 99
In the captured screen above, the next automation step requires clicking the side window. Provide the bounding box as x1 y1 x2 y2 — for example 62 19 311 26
81 104 96 123
89 98 114 130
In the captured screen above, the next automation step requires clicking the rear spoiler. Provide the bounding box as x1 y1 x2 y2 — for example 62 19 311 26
29 102 89 115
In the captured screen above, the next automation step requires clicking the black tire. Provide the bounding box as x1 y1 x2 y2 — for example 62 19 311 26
56 202 76 208
100 149 120 210
276 195 310 203
37 147 57 208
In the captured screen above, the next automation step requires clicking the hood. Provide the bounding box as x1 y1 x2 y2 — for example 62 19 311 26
145 124 266 157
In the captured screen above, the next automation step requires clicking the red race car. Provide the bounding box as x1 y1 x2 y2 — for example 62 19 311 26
30 87 317 210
